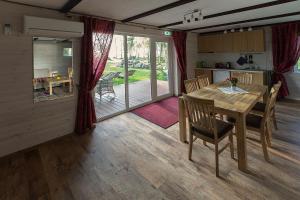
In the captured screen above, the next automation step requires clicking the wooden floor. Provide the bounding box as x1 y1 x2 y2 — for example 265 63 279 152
1 100 300 200
95 80 169 119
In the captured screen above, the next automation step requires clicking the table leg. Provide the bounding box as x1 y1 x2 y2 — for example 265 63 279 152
236 113 248 171
179 97 187 143
49 82 53 95
69 81 72 93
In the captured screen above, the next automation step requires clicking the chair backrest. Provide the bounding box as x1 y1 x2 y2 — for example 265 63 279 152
263 81 282 125
184 78 200 93
234 73 253 84
197 75 210 88
183 94 218 139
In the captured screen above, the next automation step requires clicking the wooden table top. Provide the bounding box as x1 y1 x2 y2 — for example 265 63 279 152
187 82 268 115
46 77 71 82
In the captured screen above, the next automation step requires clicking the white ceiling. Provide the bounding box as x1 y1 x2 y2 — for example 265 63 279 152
9 0 69 9
8 0 300 33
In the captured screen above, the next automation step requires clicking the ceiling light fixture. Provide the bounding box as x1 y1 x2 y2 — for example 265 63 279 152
248 27 253 31
183 9 203 24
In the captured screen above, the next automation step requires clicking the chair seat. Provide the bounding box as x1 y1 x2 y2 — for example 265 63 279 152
227 114 263 129
253 102 266 112
191 120 233 139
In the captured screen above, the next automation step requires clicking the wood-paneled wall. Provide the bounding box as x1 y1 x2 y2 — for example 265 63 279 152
0 36 79 157
0 1 81 157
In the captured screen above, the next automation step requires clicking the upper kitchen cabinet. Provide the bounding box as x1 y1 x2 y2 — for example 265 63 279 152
232 32 248 52
198 29 265 53
221 33 233 52
246 30 265 52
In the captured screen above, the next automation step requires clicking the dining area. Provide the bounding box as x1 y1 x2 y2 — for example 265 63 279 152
179 73 281 177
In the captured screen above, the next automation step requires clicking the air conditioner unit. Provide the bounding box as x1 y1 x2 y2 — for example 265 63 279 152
24 16 84 38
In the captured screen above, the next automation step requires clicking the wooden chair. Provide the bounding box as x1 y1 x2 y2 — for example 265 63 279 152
250 81 282 145
183 94 235 177
228 83 281 161
197 75 210 88
184 78 200 93
233 73 253 84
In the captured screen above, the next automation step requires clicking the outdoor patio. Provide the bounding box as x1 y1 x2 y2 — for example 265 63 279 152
94 80 169 119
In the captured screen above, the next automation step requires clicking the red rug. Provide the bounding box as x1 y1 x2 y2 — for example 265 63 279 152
131 97 179 129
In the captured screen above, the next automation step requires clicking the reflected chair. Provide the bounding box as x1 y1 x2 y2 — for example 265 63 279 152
184 78 200 93
197 75 210 88
183 94 235 177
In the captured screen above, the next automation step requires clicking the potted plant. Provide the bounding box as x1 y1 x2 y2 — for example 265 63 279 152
227 77 238 89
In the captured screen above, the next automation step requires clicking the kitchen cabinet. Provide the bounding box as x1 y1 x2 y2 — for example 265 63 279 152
246 30 265 52
198 29 265 53
232 32 248 52
221 33 233 52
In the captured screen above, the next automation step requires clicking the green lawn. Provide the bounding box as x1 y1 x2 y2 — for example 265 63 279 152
103 62 168 85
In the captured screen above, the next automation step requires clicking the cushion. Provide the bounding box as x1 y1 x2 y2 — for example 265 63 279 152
191 119 233 139
252 102 266 112
227 114 263 129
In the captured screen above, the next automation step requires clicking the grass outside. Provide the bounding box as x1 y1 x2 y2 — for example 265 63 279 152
103 62 168 85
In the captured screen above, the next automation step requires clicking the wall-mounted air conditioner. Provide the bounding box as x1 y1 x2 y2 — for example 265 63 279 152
24 16 84 38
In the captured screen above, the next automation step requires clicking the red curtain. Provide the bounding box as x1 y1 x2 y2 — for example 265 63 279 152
75 17 115 134
272 22 300 98
172 31 187 93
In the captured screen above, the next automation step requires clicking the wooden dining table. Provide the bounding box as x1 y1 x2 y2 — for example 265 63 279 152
178 82 268 172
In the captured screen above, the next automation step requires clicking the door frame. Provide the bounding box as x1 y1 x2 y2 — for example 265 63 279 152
96 32 174 122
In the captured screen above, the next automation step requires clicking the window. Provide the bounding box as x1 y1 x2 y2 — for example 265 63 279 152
63 48 73 57
33 37 73 103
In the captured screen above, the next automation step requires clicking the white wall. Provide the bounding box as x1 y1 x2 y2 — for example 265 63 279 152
0 1 190 156
0 1 80 157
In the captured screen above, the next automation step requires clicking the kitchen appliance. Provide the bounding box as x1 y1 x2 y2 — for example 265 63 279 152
213 70 230 83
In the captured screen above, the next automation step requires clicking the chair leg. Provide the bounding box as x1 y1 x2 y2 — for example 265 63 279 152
215 144 219 177
229 134 234 159
266 121 272 147
272 112 278 130
188 133 193 161
261 129 270 161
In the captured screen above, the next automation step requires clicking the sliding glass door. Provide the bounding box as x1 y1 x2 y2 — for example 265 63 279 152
94 34 126 119
127 36 152 107
155 41 170 97
95 33 172 120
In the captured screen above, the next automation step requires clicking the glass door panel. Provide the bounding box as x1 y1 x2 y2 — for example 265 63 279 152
127 36 152 107
156 42 170 97
94 34 126 119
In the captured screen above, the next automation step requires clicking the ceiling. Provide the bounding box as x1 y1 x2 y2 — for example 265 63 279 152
7 0 300 33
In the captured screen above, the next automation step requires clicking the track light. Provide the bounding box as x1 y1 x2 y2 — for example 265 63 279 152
183 9 203 24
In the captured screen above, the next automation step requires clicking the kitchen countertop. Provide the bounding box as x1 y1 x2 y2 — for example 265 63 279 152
195 67 266 73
